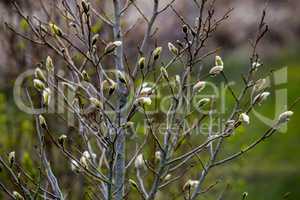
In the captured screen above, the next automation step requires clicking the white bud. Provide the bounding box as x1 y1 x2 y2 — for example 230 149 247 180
168 42 178 55
155 151 162 161
8 151 15 167
239 113 250 124
104 41 122 54
277 111 293 124
13 191 24 200
42 88 51 106
183 179 200 191
134 154 145 169
38 115 47 128
253 78 267 92
70 159 79 171
140 85 153 96
209 65 223 76
80 156 89 169
193 81 206 93
164 174 172 181
252 62 261 70
253 92 270 105
138 57 146 69
33 79 46 91
136 96 152 106
153 47 162 60
215 55 224 66
35 67 46 82
160 67 169 80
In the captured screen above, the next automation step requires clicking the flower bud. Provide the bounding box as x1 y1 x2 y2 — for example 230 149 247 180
253 78 266 92
39 115 47 128
81 70 90 81
215 55 224 67
70 159 79 171
58 134 67 147
117 70 127 85
153 47 162 60
82 150 96 160
209 65 223 76
164 174 172 181
138 57 146 69
239 113 250 125
49 22 63 37
168 42 178 55
134 154 145 169
140 84 153 96
253 92 270 105
197 98 210 107
136 97 152 106
252 62 261 70
277 111 293 124
80 156 89 169
46 56 54 72
104 41 122 54
155 151 162 161
183 180 199 191
182 24 188 33
33 79 46 91
160 67 168 80
92 34 99 45
42 88 51 106
13 191 24 200
90 97 103 109
129 179 139 189
8 151 15 167
35 67 46 82
193 81 206 93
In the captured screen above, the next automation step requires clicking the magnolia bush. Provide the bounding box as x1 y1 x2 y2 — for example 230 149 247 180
0 0 296 200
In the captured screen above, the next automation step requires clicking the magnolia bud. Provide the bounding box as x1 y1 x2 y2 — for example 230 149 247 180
277 111 293 124
34 67 46 82
134 154 145 169
253 92 270 105
13 191 24 200
153 47 162 60
160 67 168 80
8 151 15 167
136 97 152 106
46 56 54 72
193 81 206 93
39 115 47 128
168 42 178 55
58 134 67 147
42 88 51 106
49 22 62 37
197 98 210 107
92 34 99 45
239 113 250 125
81 70 90 81
209 65 223 76
183 180 199 191
215 55 224 66
89 97 103 109
33 79 46 91
104 41 122 54
155 151 162 161
138 57 146 69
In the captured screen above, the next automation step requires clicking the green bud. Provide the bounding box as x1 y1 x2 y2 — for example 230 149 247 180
35 67 46 82
42 88 51 106
46 56 54 72
160 67 168 80
81 70 90 81
153 47 162 60
13 191 24 200
33 79 46 91
49 22 63 37
8 151 15 167
39 115 47 129
90 97 103 109
58 134 67 147
215 55 223 66
168 42 178 55
138 57 146 69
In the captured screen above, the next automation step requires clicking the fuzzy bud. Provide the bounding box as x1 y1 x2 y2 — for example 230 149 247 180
252 62 261 70
58 134 67 147
8 151 15 167
253 92 270 105
160 67 169 80
39 115 47 129
209 65 223 76
277 111 293 125
91 34 99 46
33 79 46 91
80 156 89 169
13 191 24 200
70 159 79 172
81 70 90 81
253 78 267 92
104 41 122 54
153 47 162 60
42 88 51 106
215 55 224 66
164 174 172 181
136 97 152 106
183 180 199 191
155 151 162 161
168 42 178 55
134 154 145 169
46 56 54 72
193 81 206 93
239 113 250 125
89 97 103 109
35 67 46 82
138 57 146 69
49 22 62 37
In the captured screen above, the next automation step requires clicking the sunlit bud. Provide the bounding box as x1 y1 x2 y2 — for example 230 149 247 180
252 62 261 70
92 34 99 45
35 67 46 82
155 151 162 161
193 81 206 93
140 85 153 96
81 0 90 13
215 55 224 66
239 113 250 125
104 41 122 54
89 97 103 109
175 75 181 85
253 92 270 105
13 191 24 200
182 24 188 33
81 70 90 81
80 156 89 169
8 151 15 167
136 96 152 106
135 154 145 169
33 79 46 91
129 179 139 189
197 98 210 107
183 180 199 191
209 65 223 76
160 67 169 80
117 70 127 85
109 80 117 96
42 88 51 106
164 174 172 181
39 115 47 128
277 111 293 124
70 159 79 171
49 22 62 37
242 192 248 199
46 56 54 72
82 150 96 160
153 47 162 60
253 78 267 92
58 134 67 147
168 42 178 55
138 57 146 69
